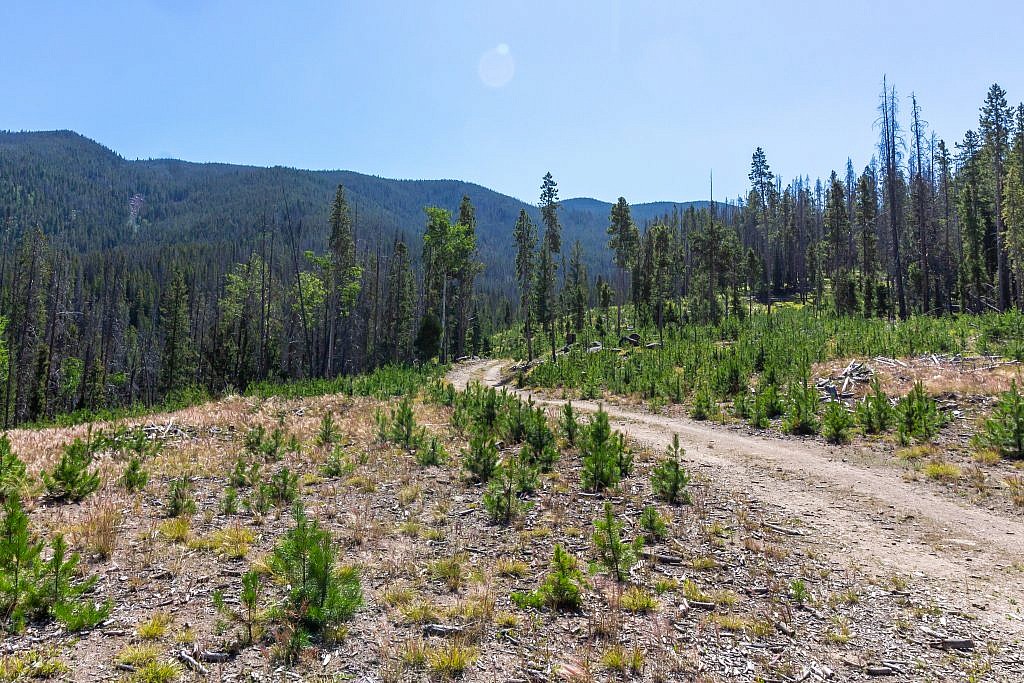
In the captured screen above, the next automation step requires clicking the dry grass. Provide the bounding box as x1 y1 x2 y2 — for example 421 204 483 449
137 612 173 640
4 376 1013 681
813 357 1022 400
923 460 962 482
188 523 256 559
71 497 122 560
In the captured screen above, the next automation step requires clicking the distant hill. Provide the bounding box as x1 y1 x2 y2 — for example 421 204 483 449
0 130 722 290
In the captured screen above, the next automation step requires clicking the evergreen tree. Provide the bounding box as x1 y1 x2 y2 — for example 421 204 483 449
855 166 879 315
607 197 639 333
979 84 1013 309
566 241 589 334
382 239 416 364
158 269 195 395
1003 103 1024 289
513 210 537 361
327 185 363 376
453 195 481 359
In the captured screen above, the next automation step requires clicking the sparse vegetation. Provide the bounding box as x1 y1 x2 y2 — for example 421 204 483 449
650 434 691 504
592 502 642 582
511 544 586 611
580 407 630 492
980 381 1024 459
42 436 100 501
0 498 110 632
165 476 197 517
265 503 362 655
896 382 944 445
822 402 853 444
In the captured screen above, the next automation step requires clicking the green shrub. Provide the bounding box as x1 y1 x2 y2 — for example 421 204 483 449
559 402 580 446
895 382 944 445
650 434 691 504
268 467 299 506
510 544 586 611
245 486 272 516
316 413 338 448
119 457 149 492
0 500 110 632
980 381 1024 459
580 408 630 492
415 436 448 467
782 381 819 435
747 398 769 429
501 401 529 444
220 486 239 515
756 384 785 419
244 425 287 461
0 436 27 503
521 406 559 471
638 506 668 542
229 456 261 488
245 425 267 456
266 504 362 645
42 437 100 501
213 569 263 645
482 455 535 526
856 379 893 434
165 476 197 518
732 392 751 419
462 430 499 483
592 502 643 582
321 447 355 478
381 397 423 450
822 402 853 444
690 389 715 420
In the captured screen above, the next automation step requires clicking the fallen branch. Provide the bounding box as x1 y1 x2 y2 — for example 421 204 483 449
177 650 208 675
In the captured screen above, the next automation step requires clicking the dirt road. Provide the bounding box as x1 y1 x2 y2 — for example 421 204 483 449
449 359 1024 639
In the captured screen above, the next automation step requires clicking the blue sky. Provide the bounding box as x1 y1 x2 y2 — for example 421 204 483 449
3 1 1023 204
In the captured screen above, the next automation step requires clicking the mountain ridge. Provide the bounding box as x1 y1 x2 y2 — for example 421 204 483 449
0 129 724 289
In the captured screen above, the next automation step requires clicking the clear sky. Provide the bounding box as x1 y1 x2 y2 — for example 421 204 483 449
3 1 1023 204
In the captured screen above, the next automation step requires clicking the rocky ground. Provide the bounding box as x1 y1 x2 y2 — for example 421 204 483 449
0 361 1021 681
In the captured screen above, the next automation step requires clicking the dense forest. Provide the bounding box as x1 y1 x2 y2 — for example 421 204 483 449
1 81 1023 427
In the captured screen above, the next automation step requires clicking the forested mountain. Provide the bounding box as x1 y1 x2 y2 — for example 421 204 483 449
0 129 718 425
0 130 713 289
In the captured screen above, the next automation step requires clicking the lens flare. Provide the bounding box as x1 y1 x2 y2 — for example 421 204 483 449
478 43 514 88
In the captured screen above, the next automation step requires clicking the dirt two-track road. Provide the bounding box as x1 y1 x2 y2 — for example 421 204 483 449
448 359 1024 641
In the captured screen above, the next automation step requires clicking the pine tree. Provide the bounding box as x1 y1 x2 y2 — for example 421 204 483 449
513 210 537 361
855 166 879 315
453 195 480 359
980 84 1014 309
382 239 416 364
327 185 362 375
592 502 642 582
566 241 589 334
607 197 639 334
1003 103 1024 290
540 172 561 254
957 130 988 310
158 269 195 395
748 148 777 311
537 173 562 361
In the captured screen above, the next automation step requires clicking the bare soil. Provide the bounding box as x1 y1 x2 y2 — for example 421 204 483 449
1 364 1022 682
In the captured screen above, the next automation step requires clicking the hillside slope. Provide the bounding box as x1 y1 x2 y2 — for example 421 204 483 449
0 130 717 289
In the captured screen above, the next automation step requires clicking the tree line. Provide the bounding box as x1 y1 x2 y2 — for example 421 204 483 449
0 187 484 427
511 82 1024 362
2 80 1022 426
